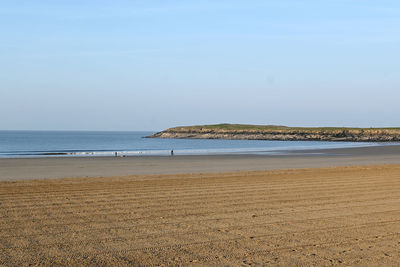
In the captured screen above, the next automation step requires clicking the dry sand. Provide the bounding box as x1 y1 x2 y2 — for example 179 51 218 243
1 164 400 265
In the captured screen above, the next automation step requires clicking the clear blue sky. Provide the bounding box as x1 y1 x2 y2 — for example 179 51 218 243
1 1 399 131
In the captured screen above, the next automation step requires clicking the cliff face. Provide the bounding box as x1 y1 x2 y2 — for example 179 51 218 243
147 125 400 142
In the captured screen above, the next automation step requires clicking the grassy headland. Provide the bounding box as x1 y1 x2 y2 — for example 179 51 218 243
148 124 400 142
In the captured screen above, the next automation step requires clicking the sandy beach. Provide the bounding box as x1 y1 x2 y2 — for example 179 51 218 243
1 145 400 265
1 144 400 181
1 164 400 265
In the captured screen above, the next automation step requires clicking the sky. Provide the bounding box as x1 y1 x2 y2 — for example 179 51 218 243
0 0 399 131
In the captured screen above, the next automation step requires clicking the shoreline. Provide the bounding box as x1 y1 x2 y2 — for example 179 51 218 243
1 144 400 181
0 140 379 158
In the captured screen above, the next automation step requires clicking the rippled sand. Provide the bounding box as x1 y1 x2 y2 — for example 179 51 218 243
1 165 400 265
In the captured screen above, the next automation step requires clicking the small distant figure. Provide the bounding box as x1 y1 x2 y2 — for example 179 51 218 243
115 152 117 157
170 150 174 156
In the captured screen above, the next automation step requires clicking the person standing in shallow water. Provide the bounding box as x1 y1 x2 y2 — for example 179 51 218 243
171 150 174 156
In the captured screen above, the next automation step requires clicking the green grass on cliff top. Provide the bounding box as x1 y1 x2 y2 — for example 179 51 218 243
173 124 400 131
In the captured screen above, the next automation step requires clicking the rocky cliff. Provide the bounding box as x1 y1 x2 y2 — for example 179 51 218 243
147 124 400 142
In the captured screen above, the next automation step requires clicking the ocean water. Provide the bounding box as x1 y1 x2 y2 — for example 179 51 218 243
0 130 375 158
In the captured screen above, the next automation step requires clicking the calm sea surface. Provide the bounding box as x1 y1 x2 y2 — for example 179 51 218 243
0 131 375 158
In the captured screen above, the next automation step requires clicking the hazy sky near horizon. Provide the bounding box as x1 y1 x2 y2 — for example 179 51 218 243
1 1 399 131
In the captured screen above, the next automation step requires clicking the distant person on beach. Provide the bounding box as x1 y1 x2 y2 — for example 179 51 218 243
115 152 117 157
171 150 174 156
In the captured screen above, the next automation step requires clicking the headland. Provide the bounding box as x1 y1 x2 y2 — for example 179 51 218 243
148 123 400 142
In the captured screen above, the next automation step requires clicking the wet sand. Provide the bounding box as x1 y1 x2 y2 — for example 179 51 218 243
1 165 400 265
1 144 400 181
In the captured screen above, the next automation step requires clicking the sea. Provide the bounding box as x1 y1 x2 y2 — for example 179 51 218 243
0 130 376 158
